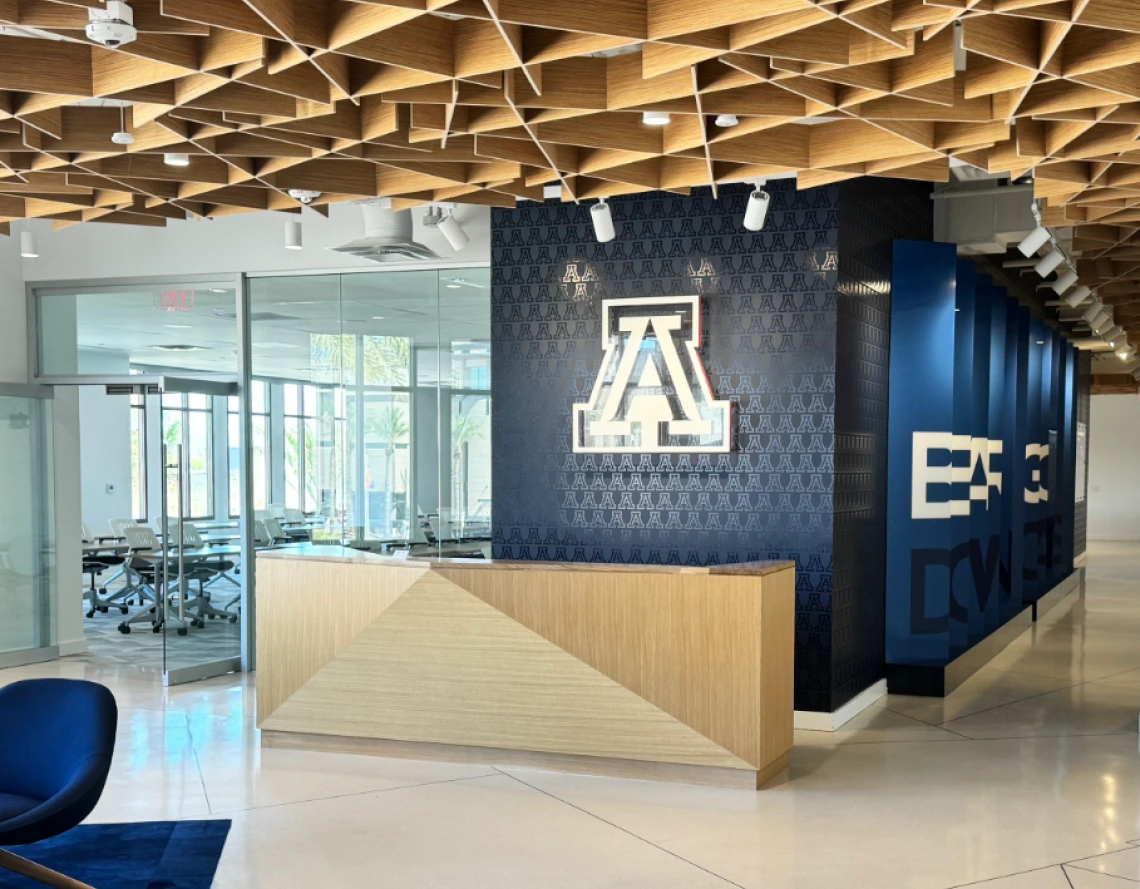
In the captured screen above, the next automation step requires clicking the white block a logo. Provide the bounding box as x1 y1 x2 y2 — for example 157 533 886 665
1025 443 1050 504
572 295 731 453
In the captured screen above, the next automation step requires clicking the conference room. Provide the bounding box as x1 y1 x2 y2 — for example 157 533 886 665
20 266 491 683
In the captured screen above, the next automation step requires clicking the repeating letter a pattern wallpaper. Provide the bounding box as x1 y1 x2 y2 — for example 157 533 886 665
491 182 841 711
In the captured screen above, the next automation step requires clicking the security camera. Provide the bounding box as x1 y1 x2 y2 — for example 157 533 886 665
288 189 321 205
86 2 137 48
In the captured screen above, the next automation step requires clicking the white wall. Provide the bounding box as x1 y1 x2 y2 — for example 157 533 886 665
7 203 491 662
1088 393 1140 540
77 350 133 538
22 202 490 282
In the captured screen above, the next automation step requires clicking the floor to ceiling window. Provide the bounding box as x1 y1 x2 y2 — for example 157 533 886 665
229 380 268 517
248 268 491 553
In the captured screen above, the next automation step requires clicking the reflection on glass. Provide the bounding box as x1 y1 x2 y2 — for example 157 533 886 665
37 284 237 377
0 396 55 654
248 269 490 554
130 392 147 521
162 394 214 519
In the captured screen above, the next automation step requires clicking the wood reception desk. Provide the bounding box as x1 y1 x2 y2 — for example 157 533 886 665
256 547 795 790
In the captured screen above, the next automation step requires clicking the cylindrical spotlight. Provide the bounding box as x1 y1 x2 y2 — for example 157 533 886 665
1064 285 1091 308
1081 300 1104 323
1051 268 1079 294
20 229 37 259
1091 311 1112 333
1105 325 1125 345
164 152 190 167
1117 345 1135 361
591 199 615 243
285 216 302 250
437 212 469 251
743 188 771 232
714 114 739 128
1132 367 1140 382
642 111 670 126
1034 247 1064 277
1017 225 1051 258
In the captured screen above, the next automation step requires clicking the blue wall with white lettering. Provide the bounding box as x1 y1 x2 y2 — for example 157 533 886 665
886 242 1078 673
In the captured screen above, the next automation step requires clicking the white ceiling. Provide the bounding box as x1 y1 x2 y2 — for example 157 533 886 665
63 269 490 380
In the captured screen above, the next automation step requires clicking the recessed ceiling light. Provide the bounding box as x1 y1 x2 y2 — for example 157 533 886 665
164 152 190 167
642 111 670 126
164 324 192 329
714 114 739 128
209 288 227 293
372 315 385 320
1036 340 1044 345
446 284 461 289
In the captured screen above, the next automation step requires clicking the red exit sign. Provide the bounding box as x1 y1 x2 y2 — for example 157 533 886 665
155 290 195 312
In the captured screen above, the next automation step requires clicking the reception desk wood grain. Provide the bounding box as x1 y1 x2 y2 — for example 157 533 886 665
256 547 795 789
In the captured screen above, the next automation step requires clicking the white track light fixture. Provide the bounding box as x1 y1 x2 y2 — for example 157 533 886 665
285 216 302 250
1091 310 1112 333
1105 325 1125 346
743 186 771 232
642 111 670 126
164 152 189 167
1132 367 1140 382
714 114 739 128
1034 247 1065 277
1017 202 1050 257
1051 267 1079 294
437 212 469 251
1081 300 1104 324
20 228 37 259
591 198 615 243
1118 344 1135 361
1064 285 1092 308
1017 225 1051 258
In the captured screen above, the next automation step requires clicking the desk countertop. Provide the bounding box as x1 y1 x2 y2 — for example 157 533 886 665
258 544 794 577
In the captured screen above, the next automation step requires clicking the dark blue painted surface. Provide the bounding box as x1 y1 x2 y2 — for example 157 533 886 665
885 241 1078 669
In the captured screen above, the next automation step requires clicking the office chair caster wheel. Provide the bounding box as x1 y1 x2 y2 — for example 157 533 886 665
86 610 95 619
97 605 108 613
177 628 188 637
120 606 128 614
118 624 130 634
191 619 204 629
229 616 238 624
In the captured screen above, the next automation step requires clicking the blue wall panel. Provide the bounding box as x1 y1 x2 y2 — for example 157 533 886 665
885 242 1079 673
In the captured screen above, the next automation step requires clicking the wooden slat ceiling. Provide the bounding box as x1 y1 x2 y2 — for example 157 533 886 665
1 0 1140 337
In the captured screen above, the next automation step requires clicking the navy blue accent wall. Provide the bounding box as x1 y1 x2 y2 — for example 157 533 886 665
885 241 1079 672
832 178 932 710
491 182 839 711
491 181 933 712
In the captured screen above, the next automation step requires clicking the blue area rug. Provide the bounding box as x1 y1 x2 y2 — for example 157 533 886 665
1 820 231 888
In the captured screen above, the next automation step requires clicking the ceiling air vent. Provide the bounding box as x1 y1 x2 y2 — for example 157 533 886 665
329 200 441 263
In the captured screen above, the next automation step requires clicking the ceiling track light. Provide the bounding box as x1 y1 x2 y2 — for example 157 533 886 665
1091 310 1112 333
1051 268 1079 294
1063 285 1092 308
642 111 670 126
20 227 37 259
437 211 469 251
164 152 190 167
1131 367 1140 382
591 197 615 243
1117 345 1135 361
285 215 302 251
1034 246 1065 277
1017 202 1050 257
1081 300 1104 324
743 185 771 232
1105 325 1125 344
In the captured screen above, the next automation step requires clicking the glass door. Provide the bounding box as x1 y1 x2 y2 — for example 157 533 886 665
157 378 244 685
0 385 56 668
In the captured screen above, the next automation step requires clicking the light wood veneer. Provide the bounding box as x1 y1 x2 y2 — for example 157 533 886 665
257 549 794 789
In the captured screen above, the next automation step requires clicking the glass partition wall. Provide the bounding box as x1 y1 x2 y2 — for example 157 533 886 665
248 269 491 555
29 267 489 682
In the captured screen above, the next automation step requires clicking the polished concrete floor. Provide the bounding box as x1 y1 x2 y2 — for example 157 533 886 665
2 542 1139 888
